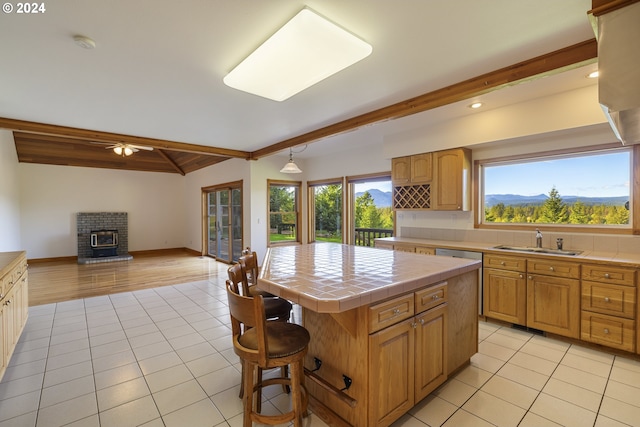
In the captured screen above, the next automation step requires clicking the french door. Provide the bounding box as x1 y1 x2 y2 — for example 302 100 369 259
204 181 242 263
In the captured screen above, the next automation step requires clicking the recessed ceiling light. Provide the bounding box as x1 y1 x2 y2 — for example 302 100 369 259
586 70 599 79
223 8 372 101
469 102 483 109
73 35 96 49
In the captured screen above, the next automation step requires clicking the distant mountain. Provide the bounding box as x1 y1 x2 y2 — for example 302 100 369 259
485 194 628 207
356 189 392 207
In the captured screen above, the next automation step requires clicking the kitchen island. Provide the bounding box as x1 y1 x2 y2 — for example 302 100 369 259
258 243 481 427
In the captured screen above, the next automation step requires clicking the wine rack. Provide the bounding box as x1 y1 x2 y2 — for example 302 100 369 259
393 184 431 210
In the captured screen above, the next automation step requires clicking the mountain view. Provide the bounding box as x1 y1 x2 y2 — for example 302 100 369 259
485 194 629 207
356 189 392 207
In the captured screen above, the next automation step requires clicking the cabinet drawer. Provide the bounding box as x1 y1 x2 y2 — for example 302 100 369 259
415 282 447 314
527 259 580 279
369 294 415 333
415 246 435 256
484 254 526 272
582 281 636 319
582 264 636 286
394 244 416 253
581 311 635 353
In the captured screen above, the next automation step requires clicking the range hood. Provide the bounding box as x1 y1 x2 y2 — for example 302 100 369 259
597 1 640 144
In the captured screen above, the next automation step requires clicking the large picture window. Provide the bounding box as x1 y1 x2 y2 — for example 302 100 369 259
477 145 632 230
268 180 301 245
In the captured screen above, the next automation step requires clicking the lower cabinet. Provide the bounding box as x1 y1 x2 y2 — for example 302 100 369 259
483 258 526 325
0 252 29 382
369 289 447 427
527 273 581 338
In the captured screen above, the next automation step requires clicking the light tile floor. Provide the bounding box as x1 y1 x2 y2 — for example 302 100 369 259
1 278 640 426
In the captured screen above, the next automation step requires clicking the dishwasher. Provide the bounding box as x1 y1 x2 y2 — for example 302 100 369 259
435 248 483 315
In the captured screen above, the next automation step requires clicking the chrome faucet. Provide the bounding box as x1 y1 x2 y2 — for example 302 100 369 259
535 228 543 248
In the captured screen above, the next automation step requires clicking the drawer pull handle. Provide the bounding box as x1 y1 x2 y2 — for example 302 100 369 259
393 308 401 315
431 295 439 300
528 275 533 280
549 266 555 272
500 261 506 266
603 328 610 334
412 322 417 329
419 318 425 325
519 274 524 279
604 297 610 303
604 273 611 279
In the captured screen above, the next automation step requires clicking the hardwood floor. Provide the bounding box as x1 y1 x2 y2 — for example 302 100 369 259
27 249 229 306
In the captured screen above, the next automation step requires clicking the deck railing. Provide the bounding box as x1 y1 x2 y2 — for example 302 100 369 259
354 228 393 247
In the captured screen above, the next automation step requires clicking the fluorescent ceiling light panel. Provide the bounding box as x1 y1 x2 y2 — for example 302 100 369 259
223 8 372 101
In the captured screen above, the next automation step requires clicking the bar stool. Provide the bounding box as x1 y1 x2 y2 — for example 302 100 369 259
227 263 292 399
239 249 276 299
226 279 309 427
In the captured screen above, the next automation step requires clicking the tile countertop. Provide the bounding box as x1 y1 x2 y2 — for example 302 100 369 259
257 243 481 313
375 237 640 267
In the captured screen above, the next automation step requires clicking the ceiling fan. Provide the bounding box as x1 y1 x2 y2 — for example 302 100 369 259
91 141 154 156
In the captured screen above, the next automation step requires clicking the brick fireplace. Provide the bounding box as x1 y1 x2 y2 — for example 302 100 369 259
77 212 132 264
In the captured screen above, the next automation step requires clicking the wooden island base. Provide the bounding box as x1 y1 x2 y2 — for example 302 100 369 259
302 270 478 427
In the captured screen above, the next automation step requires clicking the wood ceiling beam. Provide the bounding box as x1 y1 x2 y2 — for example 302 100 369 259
0 117 250 159
157 149 186 176
250 39 598 160
589 0 640 16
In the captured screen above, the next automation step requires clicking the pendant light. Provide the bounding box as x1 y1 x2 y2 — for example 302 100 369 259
280 148 302 173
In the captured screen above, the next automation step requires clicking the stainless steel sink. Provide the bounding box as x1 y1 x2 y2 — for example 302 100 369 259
493 245 582 256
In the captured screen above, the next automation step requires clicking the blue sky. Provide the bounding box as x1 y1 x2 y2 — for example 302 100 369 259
484 151 630 198
353 150 630 198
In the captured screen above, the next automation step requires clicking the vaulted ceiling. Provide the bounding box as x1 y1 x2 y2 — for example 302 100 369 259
1 0 619 174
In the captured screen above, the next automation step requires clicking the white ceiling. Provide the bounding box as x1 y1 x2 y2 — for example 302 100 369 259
0 0 598 159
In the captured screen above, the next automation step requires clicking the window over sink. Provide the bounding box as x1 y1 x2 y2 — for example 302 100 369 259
475 144 635 232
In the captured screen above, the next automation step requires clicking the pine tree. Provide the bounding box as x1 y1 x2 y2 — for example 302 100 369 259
537 187 568 223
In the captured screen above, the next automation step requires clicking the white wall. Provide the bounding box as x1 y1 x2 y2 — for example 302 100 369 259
19 163 186 259
0 130 21 251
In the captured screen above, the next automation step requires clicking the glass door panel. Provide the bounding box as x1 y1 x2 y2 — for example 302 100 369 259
206 185 242 263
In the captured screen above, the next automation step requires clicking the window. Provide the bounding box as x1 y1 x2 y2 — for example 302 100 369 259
308 179 344 243
477 145 632 230
347 173 394 246
268 180 301 245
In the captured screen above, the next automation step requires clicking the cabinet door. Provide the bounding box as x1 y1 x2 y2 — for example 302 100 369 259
369 318 415 427
3 286 15 362
484 268 526 325
415 304 447 402
0 304 5 380
527 274 580 338
410 153 433 183
433 149 469 211
392 157 411 184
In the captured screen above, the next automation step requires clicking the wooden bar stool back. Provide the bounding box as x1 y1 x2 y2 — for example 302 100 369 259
227 263 291 322
239 250 276 299
226 280 310 427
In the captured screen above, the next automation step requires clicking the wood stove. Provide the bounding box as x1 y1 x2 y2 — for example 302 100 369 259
90 229 118 257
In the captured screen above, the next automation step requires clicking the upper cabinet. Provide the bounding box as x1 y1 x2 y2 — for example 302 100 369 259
391 153 432 184
392 148 471 211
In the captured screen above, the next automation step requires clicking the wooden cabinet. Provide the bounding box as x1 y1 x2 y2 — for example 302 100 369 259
374 241 435 256
368 283 448 427
0 251 28 382
391 148 470 211
483 254 527 325
391 153 432 185
527 259 580 339
432 148 471 211
581 264 636 352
